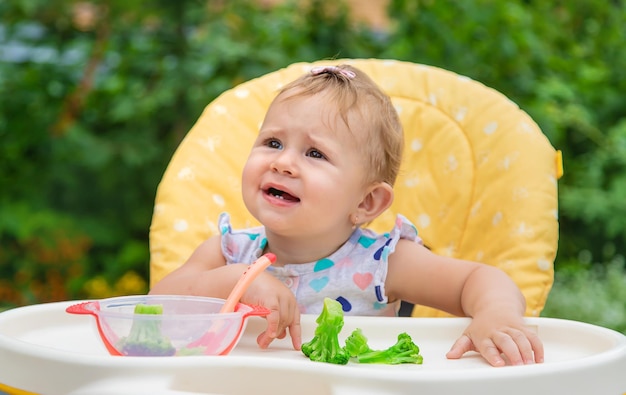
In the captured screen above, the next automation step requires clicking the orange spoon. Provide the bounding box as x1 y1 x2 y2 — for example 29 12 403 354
183 253 277 355
219 253 277 313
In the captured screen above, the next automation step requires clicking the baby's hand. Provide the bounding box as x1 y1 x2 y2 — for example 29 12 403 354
446 313 544 367
241 272 301 351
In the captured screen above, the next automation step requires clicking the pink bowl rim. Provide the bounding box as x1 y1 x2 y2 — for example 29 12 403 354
91 295 251 320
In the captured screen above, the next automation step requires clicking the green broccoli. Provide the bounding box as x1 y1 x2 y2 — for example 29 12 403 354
301 298 350 365
344 328 373 357
355 332 423 365
116 303 176 356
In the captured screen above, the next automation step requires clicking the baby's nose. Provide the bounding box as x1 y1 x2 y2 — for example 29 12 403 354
271 151 297 176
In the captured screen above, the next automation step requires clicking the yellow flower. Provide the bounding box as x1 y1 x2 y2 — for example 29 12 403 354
83 276 113 299
114 271 148 295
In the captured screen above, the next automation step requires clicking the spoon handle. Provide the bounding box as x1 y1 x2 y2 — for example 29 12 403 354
219 253 277 313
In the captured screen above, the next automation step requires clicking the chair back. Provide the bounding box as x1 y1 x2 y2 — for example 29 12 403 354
150 59 562 317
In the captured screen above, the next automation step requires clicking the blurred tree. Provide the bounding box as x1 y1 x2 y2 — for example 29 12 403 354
0 0 385 306
385 0 626 268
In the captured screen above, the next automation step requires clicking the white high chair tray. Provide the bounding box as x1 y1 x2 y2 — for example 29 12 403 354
0 301 624 395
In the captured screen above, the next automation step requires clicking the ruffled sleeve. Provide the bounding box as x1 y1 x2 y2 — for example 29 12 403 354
218 212 267 264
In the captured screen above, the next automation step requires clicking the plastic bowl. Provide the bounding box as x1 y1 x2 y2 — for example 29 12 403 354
66 295 270 357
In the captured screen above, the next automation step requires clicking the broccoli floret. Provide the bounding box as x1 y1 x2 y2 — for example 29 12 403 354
175 346 205 356
355 332 423 365
344 328 373 357
116 303 176 356
301 298 350 365
302 299 424 365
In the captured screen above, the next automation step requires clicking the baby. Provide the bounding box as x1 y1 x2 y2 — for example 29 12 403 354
150 64 543 367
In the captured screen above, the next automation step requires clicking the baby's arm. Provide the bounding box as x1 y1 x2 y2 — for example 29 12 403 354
386 240 544 367
149 236 301 350
150 236 242 296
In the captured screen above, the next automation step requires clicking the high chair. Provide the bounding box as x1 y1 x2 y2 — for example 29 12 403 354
0 59 564 395
149 59 563 318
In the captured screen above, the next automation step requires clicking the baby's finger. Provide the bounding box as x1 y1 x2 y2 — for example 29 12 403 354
477 337 507 367
256 331 273 349
257 307 281 349
272 300 293 341
289 307 302 350
446 334 475 359
265 309 280 338
492 331 526 366
508 329 537 365
524 327 544 363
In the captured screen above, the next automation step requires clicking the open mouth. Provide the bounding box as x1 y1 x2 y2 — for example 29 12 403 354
266 187 300 202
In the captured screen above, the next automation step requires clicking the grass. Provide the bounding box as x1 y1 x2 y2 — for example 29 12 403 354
542 258 626 335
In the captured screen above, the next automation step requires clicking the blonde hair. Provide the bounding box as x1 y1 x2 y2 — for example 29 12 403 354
276 64 404 186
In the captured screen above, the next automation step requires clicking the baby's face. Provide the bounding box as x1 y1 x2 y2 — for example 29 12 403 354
242 91 369 239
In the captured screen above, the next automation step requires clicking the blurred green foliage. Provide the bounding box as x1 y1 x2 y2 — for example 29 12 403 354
543 257 626 334
1 0 625 331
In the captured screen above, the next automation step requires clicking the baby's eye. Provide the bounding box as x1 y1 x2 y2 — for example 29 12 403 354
264 138 282 150
306 148 327 160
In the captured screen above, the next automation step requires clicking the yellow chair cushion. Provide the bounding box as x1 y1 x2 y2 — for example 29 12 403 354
150 59 561 317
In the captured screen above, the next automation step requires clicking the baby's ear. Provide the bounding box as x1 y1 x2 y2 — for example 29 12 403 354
357 182 394 223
